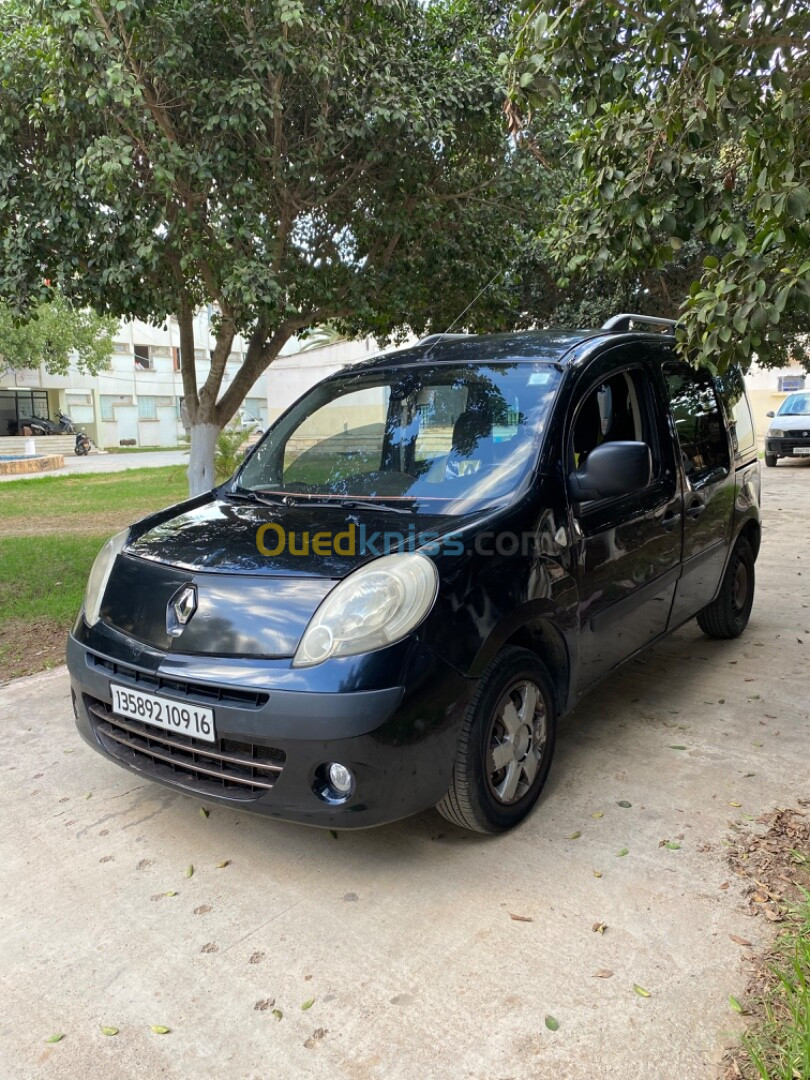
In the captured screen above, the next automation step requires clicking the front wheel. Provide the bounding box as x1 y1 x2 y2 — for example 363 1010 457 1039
765 453 778 468
696 537 755 640
437 647 557 834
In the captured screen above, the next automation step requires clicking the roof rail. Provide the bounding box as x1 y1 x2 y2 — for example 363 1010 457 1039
601 313 676 333
417 332 475 347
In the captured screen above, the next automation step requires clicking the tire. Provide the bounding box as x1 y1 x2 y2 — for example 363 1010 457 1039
437 646 557 834
696 538 755 640
765 453 778 468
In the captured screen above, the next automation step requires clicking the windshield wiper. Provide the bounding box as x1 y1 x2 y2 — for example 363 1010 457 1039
224 488 285 507
335 498 417 515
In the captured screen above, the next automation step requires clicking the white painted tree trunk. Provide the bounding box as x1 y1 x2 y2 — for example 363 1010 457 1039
187 422 220 496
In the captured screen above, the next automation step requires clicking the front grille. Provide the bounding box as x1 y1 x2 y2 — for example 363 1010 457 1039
86 697 285 800
90 653 269 709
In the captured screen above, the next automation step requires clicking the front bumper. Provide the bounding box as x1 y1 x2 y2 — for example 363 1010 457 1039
66 631 475 829
766 434 810 457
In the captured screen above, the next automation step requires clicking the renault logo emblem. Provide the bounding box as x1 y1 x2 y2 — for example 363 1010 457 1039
167 584 197 637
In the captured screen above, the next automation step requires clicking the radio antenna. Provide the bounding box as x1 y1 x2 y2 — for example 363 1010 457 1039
423 261 514 359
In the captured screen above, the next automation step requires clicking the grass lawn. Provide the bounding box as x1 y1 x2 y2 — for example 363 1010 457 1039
0 467 189 681
741 892 810 1079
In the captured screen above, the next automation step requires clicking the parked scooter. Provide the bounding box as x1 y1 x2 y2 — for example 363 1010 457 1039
16 411 77 436
74 431 92 456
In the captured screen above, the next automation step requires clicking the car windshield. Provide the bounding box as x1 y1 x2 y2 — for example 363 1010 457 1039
237 361 561 515
777 393 810 416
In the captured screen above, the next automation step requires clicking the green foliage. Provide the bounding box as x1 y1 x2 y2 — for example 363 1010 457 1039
214 426 253 482
0 0 527 437
0 294 116 377
508 1 810 372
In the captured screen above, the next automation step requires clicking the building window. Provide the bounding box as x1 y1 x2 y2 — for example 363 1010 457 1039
134 344 152 370
172 347 181 371
101 394 133 420
193 349 208 362
150 346 171 358
112 342 132 355
65 391 92 407
243 398 266 424
138 396 157 420
778 375 806 393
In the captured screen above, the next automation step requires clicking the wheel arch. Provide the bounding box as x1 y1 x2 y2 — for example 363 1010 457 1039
498 619 571 718
737 517 761 561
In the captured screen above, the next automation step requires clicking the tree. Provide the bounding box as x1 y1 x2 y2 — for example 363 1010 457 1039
0 295 116 379
507 0 810 372
0 0 528 493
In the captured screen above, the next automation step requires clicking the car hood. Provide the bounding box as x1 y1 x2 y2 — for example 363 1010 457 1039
769 415 810 433
97 494 467 658
126 495 457 577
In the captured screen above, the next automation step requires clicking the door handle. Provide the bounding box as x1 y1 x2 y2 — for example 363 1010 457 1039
661 511 681 531
686 499 706 519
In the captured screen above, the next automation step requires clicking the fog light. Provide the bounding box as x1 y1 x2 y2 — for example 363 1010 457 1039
328 762 353 795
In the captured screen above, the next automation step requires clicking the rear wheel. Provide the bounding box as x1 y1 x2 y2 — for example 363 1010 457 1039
765 453 778 468
437 647 556 834
696 538 755 640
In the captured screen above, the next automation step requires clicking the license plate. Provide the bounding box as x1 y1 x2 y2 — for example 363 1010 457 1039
110 684 216 743
795 447 810 456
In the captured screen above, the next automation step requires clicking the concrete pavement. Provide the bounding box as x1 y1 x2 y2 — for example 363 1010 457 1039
0 449 187 482
1 462 808 1080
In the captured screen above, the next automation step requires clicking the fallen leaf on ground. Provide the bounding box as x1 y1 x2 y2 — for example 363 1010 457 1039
254 998 274 1011
304 1028 328 1048
544 1015 559 1031
633 985 651 998
329 830 338 840
100 1026 119 1036
566 831 582 840
665 841 681 851
150 1026 170 1034
592 921 607 934
728 935 752 946
617 800 632 808
729 801 742 808
591 811 604 819
616 848 629 857
272 1009 283 1021
669 745 687 750
592 870 603 878
216 860 231 868
199 806 209 819
301 999 315 1011
593 969 614 978
165 890 177 897
719 881 730 890
509 913 533 922
44 1034 64 1043
729 996 745 1014
185 864 194 878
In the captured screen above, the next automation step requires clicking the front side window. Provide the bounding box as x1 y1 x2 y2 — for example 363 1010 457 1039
238 362 561 515
663 362 729 484
570 367 660 480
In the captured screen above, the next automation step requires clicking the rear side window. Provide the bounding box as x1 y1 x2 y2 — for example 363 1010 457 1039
663 363 730 483
716 367 756 454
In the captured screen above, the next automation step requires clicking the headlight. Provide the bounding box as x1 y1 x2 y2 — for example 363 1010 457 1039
769 428 785 438
83 530 128 627
293 553 439 667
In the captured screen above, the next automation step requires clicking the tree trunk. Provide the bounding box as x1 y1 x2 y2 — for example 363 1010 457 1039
187 421 220 496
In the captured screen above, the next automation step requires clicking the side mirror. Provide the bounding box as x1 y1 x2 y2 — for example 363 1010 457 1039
568 441 652 503
766 410 775 418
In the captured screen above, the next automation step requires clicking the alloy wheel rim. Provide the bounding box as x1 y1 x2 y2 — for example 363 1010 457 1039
487 679 547 805
733 559 749 612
